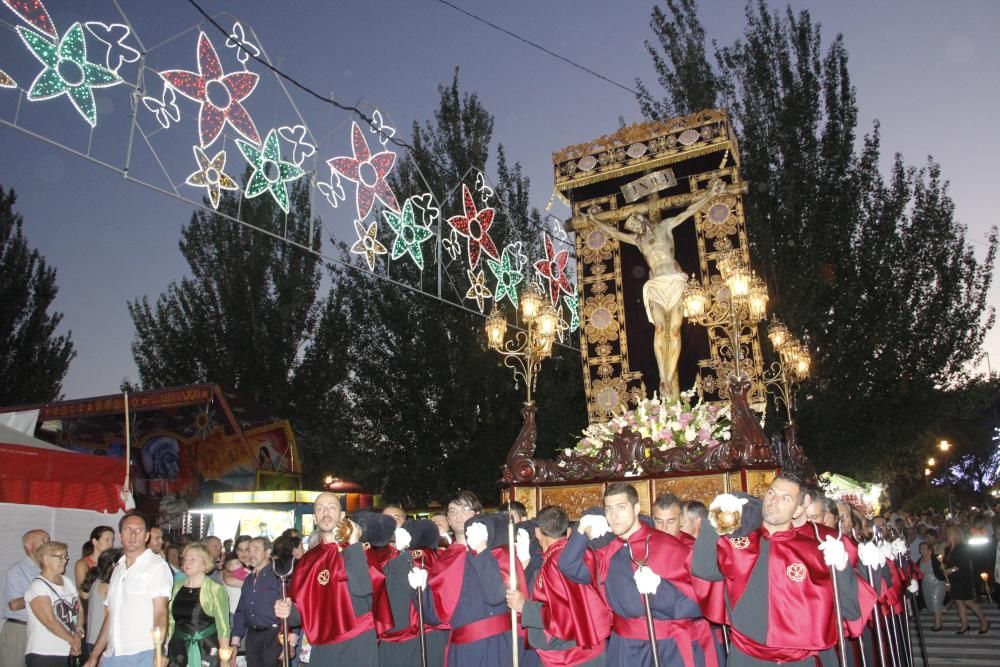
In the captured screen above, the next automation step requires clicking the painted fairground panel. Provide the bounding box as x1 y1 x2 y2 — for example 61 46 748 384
0 385 302 516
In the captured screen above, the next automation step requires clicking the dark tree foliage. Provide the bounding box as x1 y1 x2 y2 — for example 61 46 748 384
0 186 75 404
637 1 997 482
128 175 323 410
310 71 587 504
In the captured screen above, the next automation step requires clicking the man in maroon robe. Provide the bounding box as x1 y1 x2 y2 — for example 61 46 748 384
506 505 611 666
275 491 378 666
692 473 877 666
560 482 722 667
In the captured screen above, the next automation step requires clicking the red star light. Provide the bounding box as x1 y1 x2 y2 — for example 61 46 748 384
328 121 400 220
534 235 573 304
160 32 260 148
447 184 499 269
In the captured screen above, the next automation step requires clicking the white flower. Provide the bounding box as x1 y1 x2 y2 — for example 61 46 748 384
684 427 696 442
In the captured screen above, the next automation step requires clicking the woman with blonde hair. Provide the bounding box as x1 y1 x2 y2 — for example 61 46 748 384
167 542 231 666
943 526 990 634
25 541 84 666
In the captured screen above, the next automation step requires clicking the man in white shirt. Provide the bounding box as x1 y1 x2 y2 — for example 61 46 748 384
83 513 172 667
0 529 50 667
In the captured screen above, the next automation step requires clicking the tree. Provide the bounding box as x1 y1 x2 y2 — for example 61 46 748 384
637 1 997 481
128 175 323 410
0 185 75 404
310 71 587 503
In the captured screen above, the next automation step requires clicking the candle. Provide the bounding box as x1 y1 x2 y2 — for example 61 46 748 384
151 627 162 665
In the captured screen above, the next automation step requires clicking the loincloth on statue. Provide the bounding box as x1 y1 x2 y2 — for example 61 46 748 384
642 272 687 323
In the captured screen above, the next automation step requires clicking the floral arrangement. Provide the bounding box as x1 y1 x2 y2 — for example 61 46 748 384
568 390 731 458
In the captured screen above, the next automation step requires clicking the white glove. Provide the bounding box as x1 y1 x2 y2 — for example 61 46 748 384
891 538 907 557
858 542 883 569
709 493 749 514
907 579 919 594
819 536 849 572
633 565 661 595
394 527 412 550
578 514 610 539
408 567 428 590
516 528 530 565
466 522 489 554
877 541 894 564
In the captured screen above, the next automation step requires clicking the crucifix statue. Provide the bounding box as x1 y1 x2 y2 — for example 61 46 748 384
582 179 735 402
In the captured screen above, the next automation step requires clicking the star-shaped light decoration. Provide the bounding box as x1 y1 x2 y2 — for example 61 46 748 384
185 146 238 209
465 269 493 313
447 184 499 269
563 294 581 332
383 197 433 270
487 245 524 308
0 69 15 88
160 32 260 148
237 128 305 213
350 219 387 271
534 235 574 305
17 22 121 127
328 121 400 221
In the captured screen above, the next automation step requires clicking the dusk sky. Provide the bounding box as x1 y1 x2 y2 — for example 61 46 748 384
0 0 996 401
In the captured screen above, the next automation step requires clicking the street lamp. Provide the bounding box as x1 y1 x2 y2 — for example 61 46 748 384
485 282 563 404
682 249 768 382
760 315 811 425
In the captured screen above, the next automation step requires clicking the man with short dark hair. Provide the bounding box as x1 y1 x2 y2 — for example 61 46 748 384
508 501 529 523
1 529 49 667
693 473 877 665
232 536 282 666
148 526 165 557
680 501 707 540
652 493 682 537
382 504 407 528
85 513 173 667
506 505 610 666
560 482 721 666
446 491 483 546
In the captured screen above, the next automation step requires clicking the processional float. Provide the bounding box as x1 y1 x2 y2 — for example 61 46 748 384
499 109 814 515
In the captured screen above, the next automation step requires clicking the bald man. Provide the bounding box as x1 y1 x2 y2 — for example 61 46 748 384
1 529 50 667
276 492 377 666
205 536 224 584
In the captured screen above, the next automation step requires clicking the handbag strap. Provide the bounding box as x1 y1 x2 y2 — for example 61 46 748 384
32 576 76 633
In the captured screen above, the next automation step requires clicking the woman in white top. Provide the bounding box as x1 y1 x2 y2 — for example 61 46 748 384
25 540 84 666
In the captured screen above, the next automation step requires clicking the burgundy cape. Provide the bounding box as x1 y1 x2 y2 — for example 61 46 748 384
289 540 374 645
531 538 611 666
677 532 726 625
596 524 718 667
718 526 876 661
376 547 446 642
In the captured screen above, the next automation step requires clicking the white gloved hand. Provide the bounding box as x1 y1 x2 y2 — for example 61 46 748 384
466 522 489 554
394 527 412 550
907 579 919 594
819 536 849 572
858 541 883 569
877 541 894 564
408 567 428 590
709 493 750 514
516 528 531 565
891 538 907 557
633 565 661 595
578 514 610 539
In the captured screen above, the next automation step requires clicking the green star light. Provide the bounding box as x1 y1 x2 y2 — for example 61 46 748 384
383 197 433 270
18 22 122 127
563 294 581 332
237 128 305 213
487 245 524 308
